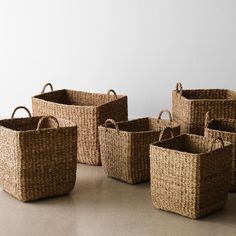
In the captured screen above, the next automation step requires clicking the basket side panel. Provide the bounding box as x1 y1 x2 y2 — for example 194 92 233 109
150 146 198 218
0 128 21 199
198 147 232 217
205 128 236 192
32 98 99 165
98 127 131 183
19 127 77 201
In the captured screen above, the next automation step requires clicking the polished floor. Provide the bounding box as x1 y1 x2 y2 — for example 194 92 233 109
0 164 236 236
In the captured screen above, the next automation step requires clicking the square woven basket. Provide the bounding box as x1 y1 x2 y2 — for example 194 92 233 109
204 112 236 192
150 133 232 219
172 82 236 135
0 106 77 202
32 83 128 165
99 110 180 184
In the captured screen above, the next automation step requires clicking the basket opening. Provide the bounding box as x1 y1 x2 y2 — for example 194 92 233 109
0 117 74 132
182 89 236 100
208 119 236 133
155 135 224 154
35 89 121 106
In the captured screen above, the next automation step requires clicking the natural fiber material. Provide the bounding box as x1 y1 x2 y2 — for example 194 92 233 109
204 112 236 192
172 82 236 135
150 133 232 219
0 106 77 202
99 110 180 184
32 83 128 165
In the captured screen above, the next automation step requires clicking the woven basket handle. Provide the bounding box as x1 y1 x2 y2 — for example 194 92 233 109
107 89 118 99
209 137 224 152
157 110 173 123
11 106 32 119
159 127 174 141
105 119 119 133
37 116 60 131
205 111 210 128
176 82 183 97
41 83 54 94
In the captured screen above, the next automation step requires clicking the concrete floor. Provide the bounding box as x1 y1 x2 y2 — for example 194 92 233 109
0 164 236 236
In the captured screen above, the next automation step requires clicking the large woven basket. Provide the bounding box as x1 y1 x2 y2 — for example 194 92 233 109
0 106 77 202
32 83 128 165
172 82 236 135
204 112 236 192
150 132 232 219
99 110 180 184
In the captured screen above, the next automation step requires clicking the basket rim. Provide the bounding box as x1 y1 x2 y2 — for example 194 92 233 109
150 133 232 156
172 88 236 102
32 89 127 108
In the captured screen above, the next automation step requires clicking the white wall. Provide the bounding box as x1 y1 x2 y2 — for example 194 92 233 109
0 0 236 117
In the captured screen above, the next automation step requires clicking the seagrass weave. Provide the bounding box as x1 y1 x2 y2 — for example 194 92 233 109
0 106 77 202
32 83 128 165
172 82 236 135
204 112 236 192
150 132 232 219
98 110 180 184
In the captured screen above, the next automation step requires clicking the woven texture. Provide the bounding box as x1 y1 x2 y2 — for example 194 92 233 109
150 134 232 219
99 111 180 184
32 83 128 165
0 106 77 202
172 82 236 135
204 112 236 192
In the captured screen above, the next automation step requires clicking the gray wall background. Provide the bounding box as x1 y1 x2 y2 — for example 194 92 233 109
0 0 235 117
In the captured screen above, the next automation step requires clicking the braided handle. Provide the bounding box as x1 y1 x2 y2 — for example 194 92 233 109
205 111 210 128
105 119 119 133
159 127 174 142
209 137 224 152
11 106 32 119
157 110 173 123
37 116 59 131
176 82 183 97
41 83 53 94
107 89 118 99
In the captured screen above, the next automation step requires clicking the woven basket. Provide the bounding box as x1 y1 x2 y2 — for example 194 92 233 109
172 82 236 135
98 110 180 184
0 106 77 202
150 131 232 219
204 112 236 192
32 83 128 165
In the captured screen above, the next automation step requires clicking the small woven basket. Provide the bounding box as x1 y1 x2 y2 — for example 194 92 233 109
172 82 236 135
99 110 180 184
150 132 232 219
0 106 77 202
204 112 236 192
32 83 128 165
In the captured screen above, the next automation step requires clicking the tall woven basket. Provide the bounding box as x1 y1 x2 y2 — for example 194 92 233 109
32 83 128 165
172 82 236 135
0 106 77 202
204 112 236 192
99 110 180 184
150 132 232 219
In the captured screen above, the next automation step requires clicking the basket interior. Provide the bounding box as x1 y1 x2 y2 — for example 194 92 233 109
182 89 236 100
208 119 236 133
0 117 74 132
106 118 176 133
154 134 224 154
34 89 122 106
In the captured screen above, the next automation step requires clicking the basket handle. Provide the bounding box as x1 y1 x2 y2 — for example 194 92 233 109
205 111 210 128
159 127 174 142
176 82 183 97
37 116 60 132
105 119 119 133
107 89 118 99
209 137 224 152
157 110 173 123
11 106 32 119
41 83 54 94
